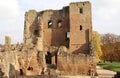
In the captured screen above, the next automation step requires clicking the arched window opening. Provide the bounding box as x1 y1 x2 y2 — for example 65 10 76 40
48 20 53 28
57 20 62 28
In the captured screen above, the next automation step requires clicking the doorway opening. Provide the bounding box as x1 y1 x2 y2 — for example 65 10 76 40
20 69 23 75
45 52 52 64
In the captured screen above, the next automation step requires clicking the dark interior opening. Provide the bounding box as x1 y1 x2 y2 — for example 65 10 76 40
55 53 57 65
83 3 85 6
34 30 39 36
48 20 53 28
27 66 33 71
45 52 52 64
80 25 82 30
0 68 4 76
80 8 83 14
20 69 23 75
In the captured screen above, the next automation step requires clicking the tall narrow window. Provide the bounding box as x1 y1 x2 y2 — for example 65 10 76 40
67 32 70 38
80 8 83 14
66 32 70 41
48 20 53 28
80 25 82 31
66 32 70 48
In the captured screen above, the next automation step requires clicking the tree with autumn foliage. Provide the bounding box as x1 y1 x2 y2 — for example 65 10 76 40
92 31 102 62
101 33 120 62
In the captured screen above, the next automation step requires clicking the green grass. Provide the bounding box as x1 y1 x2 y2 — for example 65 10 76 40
97 62 120 72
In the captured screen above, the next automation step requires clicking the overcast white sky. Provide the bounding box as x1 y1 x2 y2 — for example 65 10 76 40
0 0 120 44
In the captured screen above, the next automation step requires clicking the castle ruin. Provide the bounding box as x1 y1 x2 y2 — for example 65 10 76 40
0 1 96 78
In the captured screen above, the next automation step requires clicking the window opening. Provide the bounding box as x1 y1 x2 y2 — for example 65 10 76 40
80 25 82 31
66 32 70 48
48 20 53 28
83 3 85 6
34 30 39 35
38 16 40 22
66 32 70 38
80 8 83 14
58 20 62 28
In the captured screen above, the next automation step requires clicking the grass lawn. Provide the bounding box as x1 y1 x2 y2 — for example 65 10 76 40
97 62 120 72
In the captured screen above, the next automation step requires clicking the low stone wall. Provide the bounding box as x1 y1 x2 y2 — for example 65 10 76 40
0 49 46 78
0 51 19 77
57 53 95 75
0 44 96 77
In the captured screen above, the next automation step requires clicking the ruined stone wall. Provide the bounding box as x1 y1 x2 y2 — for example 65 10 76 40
22 1 94 76
39 7 69 48
0 1 95 77
24 10 38 45
0 51 19 77
12 43 47 76
0 42 46 77
24 1 92 54
69 1 92 53
0 35 46 77
4 36 11 51
24 7 70 52
57 53 94 75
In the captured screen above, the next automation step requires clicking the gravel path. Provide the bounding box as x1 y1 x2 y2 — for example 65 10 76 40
16 66 116 78
17 75 92 78
97 66 116 78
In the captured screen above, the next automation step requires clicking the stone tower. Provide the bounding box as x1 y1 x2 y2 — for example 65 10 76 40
69 2 92 53
24 1 92 54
